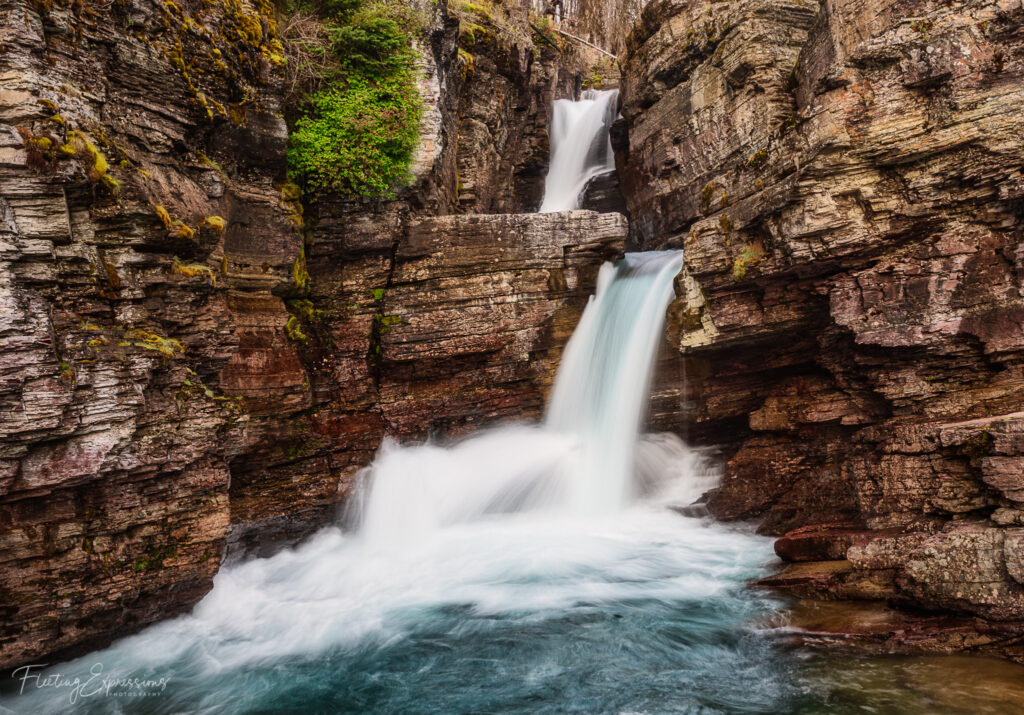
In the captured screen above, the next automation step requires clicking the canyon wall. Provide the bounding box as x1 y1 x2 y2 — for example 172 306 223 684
622 0 1024 657
0 0 624 668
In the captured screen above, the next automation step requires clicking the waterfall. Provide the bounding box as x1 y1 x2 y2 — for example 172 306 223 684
538 89 619 213
6 81 806 715
356 250 686 545
545 251 684 512
7 82 775 715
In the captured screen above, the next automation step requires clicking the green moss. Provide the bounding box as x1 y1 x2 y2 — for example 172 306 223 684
125 329 185 360
169 220 195 240
456 0 489 17
285 315 309 344
910 19 933 40
731 245 764 283
291 246 310 295
700 181 718 214
458 47 475 79
67 130 109 180
961 430 995 459
287 298 319 322
99 173 121 197
132 543 178 573
154 205 196 239
197 152 225 175
746 148 768 170
154 205 173 228
58 360 75 382
171 256 217 285
199 215 225 233
376 313 402 335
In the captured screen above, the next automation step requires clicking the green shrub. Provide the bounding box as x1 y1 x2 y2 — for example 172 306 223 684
285 0 424 198
288 74 421 196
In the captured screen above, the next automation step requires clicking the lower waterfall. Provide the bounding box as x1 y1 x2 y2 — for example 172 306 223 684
10 254 1020 713
10 251 786 713
358 251 692 547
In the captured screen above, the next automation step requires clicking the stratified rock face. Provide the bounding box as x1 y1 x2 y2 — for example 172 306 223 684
0 0 624 669
224 8 617 554
581 171 629 215
224 206 627 560
451 6 597 214
620 0 1024 649
380 212 626 434
0 0 298 667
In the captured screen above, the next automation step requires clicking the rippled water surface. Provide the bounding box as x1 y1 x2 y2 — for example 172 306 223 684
6 504 1024 714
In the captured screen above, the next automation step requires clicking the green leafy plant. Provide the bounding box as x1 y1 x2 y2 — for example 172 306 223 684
284 0 424 198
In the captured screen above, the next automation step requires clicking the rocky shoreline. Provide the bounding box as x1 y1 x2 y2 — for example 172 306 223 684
620 0 1024 661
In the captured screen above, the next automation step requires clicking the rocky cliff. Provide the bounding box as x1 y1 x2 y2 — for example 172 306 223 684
0 0 624 668
620 0 1024 658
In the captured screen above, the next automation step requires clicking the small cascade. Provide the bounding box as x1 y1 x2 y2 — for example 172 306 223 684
539 89 619 213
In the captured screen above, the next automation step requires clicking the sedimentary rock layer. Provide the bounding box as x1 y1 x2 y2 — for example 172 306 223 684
621 0 1024 657
0 0 298 668
0 0 621 668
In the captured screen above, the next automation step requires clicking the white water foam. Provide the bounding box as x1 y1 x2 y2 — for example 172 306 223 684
3 170 776 715
3 250 776 714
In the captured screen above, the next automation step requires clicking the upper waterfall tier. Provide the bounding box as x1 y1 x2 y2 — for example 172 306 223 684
539 89 620 213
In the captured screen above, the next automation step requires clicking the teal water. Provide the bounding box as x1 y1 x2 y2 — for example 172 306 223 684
6 507 1024 714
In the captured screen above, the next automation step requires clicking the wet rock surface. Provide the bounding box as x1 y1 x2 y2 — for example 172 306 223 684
620 0 1024 658
0 0 294 668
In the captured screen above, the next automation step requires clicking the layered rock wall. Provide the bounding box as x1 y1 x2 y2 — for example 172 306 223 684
0 0 297 668
226 206 626 554
224 1 615 551
621 0 1024 655
0 0 624 668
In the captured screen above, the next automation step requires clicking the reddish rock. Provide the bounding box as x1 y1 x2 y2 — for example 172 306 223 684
757 560 897 601
774 524 886 562
0 0 292 667
620 0 1024 657
780 600 1024 662
0 0 624 669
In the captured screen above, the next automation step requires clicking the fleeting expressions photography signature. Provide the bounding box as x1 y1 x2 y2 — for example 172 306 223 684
10 663 170 706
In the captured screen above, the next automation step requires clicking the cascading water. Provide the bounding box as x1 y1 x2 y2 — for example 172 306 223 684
538 89 619 213
546 252 686 513
9 248 782 714
13 92 1023 715
357 249 693 547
